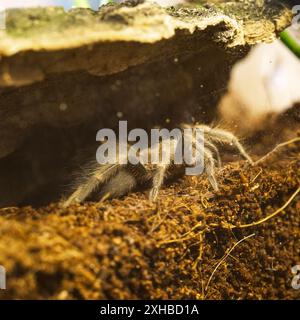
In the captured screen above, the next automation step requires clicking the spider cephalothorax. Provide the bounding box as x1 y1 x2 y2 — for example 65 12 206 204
63 124 253 207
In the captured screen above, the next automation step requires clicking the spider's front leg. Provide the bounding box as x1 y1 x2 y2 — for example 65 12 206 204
181 123 254 191
149 164 169 201
183 127 219 191
62 163 121 207
195 125 254 165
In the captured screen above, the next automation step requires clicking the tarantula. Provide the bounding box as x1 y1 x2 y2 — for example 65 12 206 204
63 124 253 207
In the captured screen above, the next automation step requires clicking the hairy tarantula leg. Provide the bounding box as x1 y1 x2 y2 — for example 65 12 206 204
204 140 222 167
189 136 219 190
183 129 219 189
182 124 221 167
199 126 254 165
203 148 219 191
149 164 169 201
62 164 120 207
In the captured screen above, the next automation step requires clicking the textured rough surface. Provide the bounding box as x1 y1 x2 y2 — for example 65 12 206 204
0 1 291 86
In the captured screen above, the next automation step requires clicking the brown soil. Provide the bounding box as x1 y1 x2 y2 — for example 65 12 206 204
0 122 299 300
